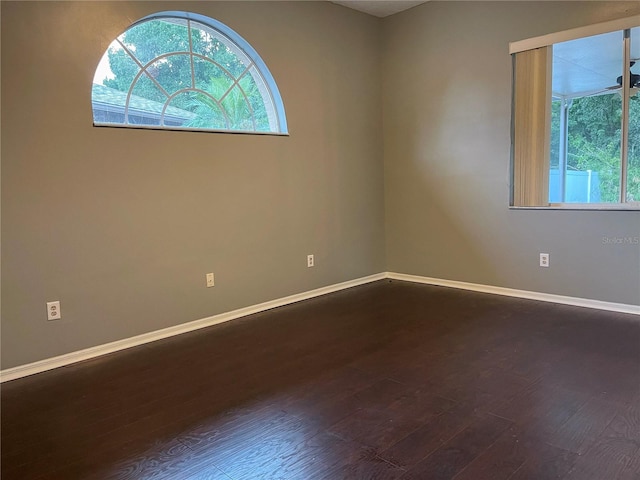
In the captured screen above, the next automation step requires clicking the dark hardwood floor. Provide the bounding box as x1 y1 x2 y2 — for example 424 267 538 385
2 280 639 479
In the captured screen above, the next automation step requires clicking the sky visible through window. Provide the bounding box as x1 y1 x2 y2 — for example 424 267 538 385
549 28 639 203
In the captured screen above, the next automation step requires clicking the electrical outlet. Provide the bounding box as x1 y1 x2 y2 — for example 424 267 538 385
47 301 61 320
307 254 314 268
206 273 215 287
539 253 550 267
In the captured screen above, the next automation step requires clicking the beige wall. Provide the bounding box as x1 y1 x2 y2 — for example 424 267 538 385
3 1 639 370
383 1 640 306
1 1 385 368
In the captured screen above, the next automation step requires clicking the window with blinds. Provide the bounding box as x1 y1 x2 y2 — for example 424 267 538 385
510 16 640 208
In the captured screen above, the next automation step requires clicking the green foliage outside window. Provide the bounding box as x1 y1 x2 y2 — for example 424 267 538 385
93 15 283 133
550 93 640 202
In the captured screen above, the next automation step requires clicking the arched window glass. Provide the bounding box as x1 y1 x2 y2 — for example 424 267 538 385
92 11 288 134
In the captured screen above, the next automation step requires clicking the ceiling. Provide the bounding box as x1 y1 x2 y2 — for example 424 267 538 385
330 1 639 99
553 26 640 98
330 1 427 17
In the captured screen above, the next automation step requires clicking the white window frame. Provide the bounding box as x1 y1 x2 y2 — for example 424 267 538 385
510 15 640 210
92 11 288 135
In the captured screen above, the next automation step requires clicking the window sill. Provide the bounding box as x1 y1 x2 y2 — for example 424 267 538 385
93 123 290 137
510 203 640 211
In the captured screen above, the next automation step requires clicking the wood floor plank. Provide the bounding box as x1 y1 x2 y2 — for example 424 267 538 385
560 436 637 480
356 390 456 450
491 382 587 439
453 425 577 480
225 429 358 480
178 412 321 480
180 465 234 480
506 444 577 480
546 395 619 454
2 280 638 480
319 446 406 480
84 438 192 480
379 403 478 468
451 426 528 480
561 402 640 480
617 448 640 480
326 382 450 444
607 402 640 442
401 413 513 480
294 378 409 429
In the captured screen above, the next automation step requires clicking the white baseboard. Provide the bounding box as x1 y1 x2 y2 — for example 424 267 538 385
387 272 640 316
3 271 638 383
0 273 386 383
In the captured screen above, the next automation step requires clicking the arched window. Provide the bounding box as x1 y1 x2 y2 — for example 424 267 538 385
92 11 288 134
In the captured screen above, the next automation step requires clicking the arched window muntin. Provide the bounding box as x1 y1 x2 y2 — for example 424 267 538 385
123 51 259 130
92 11 288 135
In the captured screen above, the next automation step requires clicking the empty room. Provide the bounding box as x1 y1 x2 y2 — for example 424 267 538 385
2 1 639 479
